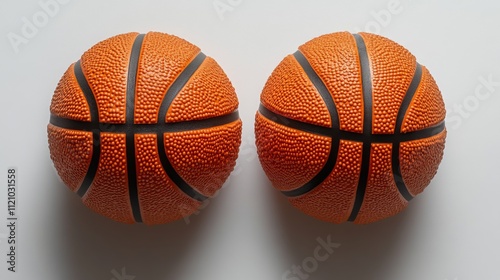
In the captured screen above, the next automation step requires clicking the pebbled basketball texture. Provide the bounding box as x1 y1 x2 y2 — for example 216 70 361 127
48 32 242 225
255 32 446 224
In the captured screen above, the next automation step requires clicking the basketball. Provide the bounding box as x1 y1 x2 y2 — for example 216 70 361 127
255 32 446 224
48 32 242 225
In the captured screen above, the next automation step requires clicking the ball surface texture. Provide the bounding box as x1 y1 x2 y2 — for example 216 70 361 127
48 32 242 225
255 32 446 224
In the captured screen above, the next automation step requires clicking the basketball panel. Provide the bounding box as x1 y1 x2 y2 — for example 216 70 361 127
82 133 135 224
260 54 331 127
354 143 409 224
164 120 242 197
400 130 446 196
401 66 446 133
80 32 138 124
50 63 91 121
359 32 417 134
288 140 362 223
255 113 331 191
135 32 201 124
167 57 239 123
47 124 93 192
135 134 202 225
298 32 364 133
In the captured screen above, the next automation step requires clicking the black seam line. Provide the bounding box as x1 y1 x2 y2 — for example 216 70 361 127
282 51 342 198
74 60 101 198
157 52 208 202
126 34 145 223
258 105 444 143
347 34 372 222
49 111 240 133
392 63 423 202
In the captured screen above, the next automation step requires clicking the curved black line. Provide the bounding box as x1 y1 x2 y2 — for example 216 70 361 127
257 106 444 143
157 52 208 202
77 132 101 197
74 60 101 198
397 64 423 131
74 60 99 123
258 105 331 136
158 52 207 123
392 64 423 202
280 51 342 197
348 34 373 222
125 34 145 223
49 111 240 134
293 51 339 129
157 134 208 201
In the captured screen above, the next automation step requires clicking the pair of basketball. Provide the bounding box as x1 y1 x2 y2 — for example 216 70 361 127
48 31 446 225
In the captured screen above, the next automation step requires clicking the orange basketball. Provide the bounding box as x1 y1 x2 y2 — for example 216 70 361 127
48 32 242 225
255 32 446 224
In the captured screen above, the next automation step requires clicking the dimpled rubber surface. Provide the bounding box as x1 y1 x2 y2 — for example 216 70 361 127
255 113 331 191
402 67 446 133
135 32 200 124
167 57 239 123
82 133 134 224
48 32 241 224
47 124 92 192
298 31 363 133
288 140 363 223
164 121 242 196
135 134 201 225
81 32 137 124
360 32 417 134
354 144 408 224
255 32 446 224
50 64 91 121
400 131 446 196
260 55 331 127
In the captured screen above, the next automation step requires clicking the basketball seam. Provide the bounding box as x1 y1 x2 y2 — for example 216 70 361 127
391 63 423 201
278 51 341 198
257 106 444 142
125 34 145 223
49 111 240 133
73 60 101 198
347 33 373 222
156 52 209 202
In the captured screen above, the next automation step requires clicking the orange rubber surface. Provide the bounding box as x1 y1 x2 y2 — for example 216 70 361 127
47 124 92 192
81 133 134 224
298 31 364 133
402 66 446 133
354 143 408 224
50 64 91 122
135 134 201 225
167 57 239 123
80 32 137 124
164 120 242 197
260 54 331 127
400 130 447 197
360 32 417 134
135 32 200 124
255 113 331 191
288 140 363 223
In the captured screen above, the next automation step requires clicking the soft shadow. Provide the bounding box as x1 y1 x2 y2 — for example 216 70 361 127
268 179 422 280
49 174 207 280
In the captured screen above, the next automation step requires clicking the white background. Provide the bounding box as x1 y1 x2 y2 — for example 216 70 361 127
1 1 499 279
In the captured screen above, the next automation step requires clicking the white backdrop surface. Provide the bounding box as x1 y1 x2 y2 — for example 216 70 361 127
0 1 499 280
